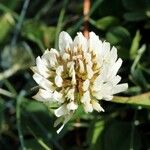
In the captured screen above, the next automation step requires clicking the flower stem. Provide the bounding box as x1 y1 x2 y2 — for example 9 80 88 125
83 0 90 38
11 0 30 48
76 118 81 146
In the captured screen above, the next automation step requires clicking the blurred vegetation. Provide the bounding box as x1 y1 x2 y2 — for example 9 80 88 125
0 0 150 149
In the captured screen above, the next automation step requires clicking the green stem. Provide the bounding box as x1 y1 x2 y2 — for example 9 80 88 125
11 0 30 48
0 64 21 81
55 0 68 49
112 92 150 108
0 88 16 98
16 91 26 150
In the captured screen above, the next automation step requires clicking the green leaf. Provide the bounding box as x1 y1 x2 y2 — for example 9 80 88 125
23 100 47 113
127 86 141 95
124 12 148 22
90 16 119 30
0 13 14 43
103 121 141 150
55 0 68 49
22 20 44 50
0 42 34 80
122 0 149 11
23 139 47 150
27 128 52 150
131 67 148 90
91 121 104 145
106 26 131 47
146 10 150 17
0 0 20 10
87 119 104 150
42 26 56 48
117 47 130 59
21 98 62 150
96 0 124 17
131 45 148 90
130 31 141 60
1 42 34 69
131 45 146 70
88 120 141 150
22 20 56 50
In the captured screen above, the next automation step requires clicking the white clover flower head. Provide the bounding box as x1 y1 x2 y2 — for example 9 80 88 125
32 31 128 133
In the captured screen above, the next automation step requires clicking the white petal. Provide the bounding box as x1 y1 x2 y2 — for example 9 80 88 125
74 32 87 51
111 75 121 85
54 105 68 117
59 31 73 53
109 58 122 78
78 59 85 74
41 49 59 69
50 48 59 56
93 84 113 101
86 64 94 79
92 91 103 100
56 66 64 75
31 66 38 73
93 74 104 91
92 65 109 90
64 113 73 124
67 101 78 111
82 79 90 91
101 83 113 97
113 83 128 94
41 49 51 66
31 59 55 78
88 32 102 55
56 114 73 134
33 89 53 102
103 95 113 101
62 52 70 61
54 117 63 127
67 61 75 77
84 53 92 63
83 102 93 113
67 62 76 85
81 90 91 103
93 83 113 100
110 46 117 63
66 88 75 100
71 69 76 85
49 49 59 67
33 94 43 102
55 75 63 87
36 56 50 78
67 61 75 68
91 100 104 112
56 124 65 134
52 91 63 102
102 41 110 57
33 73 54 91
